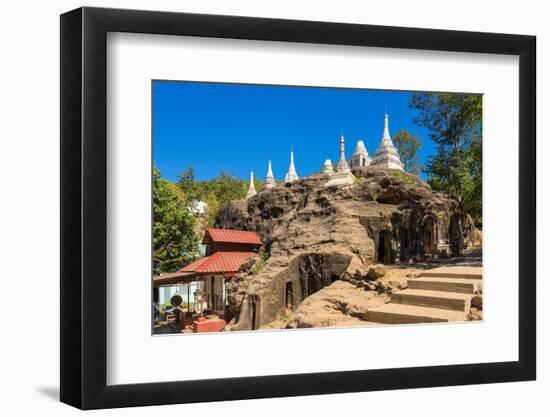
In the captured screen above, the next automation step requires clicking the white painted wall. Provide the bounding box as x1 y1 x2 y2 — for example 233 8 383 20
0 0 546 416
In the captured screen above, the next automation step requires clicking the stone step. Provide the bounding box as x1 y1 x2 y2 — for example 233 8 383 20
419 267 482 280
390 289 472 311
366 303 466 324
420 271 482 279
408 277 482 294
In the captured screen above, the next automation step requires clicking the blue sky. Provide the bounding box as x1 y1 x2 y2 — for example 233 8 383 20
152 81 434 182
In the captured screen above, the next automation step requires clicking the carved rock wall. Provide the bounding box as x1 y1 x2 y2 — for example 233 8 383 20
215 167 477 329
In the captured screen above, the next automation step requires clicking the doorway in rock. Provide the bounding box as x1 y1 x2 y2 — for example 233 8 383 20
422 216 437 257
250 300 257 330
378 230 393 264
449 214 464 256
285 282 294 309
399 227 411 262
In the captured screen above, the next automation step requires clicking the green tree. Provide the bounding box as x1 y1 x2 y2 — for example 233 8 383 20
462 130 482 226
200 193 220 229
176 168 263 228
392 129 422 174
153 167 199 274
210 171 248 202
410 93 482 225
177 166 203 202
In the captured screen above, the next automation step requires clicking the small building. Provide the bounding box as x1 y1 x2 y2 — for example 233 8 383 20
188 200 208 215
153 228 261 332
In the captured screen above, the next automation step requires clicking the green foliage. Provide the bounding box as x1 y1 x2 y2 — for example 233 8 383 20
177 166 262 227
203 193 222 230
177 166 202 201
392 129 422 174
260 251 270 262
462 136 482 226
170 294 183 307
250 261 264 276
153 167 199 274
388 169 419 186
163 301 195 311
410 93 482 226
251 253 269 275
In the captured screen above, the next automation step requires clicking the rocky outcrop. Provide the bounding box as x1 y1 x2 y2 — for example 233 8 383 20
226 251 352 331
285 281 384 329
367 264 389 280
215 167 477 330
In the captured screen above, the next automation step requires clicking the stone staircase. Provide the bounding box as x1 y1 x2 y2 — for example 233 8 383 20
366 266 482 324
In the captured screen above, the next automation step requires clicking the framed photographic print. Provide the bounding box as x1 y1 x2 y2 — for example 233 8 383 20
60 6 536 410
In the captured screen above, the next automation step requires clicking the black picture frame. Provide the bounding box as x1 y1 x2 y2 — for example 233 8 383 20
60 6 536 410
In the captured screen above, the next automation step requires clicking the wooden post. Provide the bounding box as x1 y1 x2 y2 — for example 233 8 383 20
187 283 190 312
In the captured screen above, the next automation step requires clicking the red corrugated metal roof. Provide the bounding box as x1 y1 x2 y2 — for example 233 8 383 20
179 251 256 274
177 256 210 272
205 228 262 245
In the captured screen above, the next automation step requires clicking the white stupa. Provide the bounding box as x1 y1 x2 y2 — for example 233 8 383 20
321 159 334 175
325 134 355 187
284 149 299 183
349 139 371 168
371 113 404 170
264 160 276 190
246 171 257 198
335 134 351 173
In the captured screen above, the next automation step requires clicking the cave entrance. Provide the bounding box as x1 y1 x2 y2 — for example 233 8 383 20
378 230 393 264
250 300 257 330
422 216 437 256
285 282 294 309
449 214 464 256
399 227 410 262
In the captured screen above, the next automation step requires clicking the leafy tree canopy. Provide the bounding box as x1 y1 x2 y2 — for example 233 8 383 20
153 167 199 274
392 129 422 175
410 93 482 226
177 167 262 227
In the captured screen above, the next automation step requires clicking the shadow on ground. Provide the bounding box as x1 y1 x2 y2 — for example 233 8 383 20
391 250 482 270
153 323 181 334
36 386 59 401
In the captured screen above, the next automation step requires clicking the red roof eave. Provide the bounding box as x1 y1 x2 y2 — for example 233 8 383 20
153 271 196 286
179 251 256 275
204 228 262 245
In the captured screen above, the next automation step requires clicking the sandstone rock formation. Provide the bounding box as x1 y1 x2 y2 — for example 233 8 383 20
285 280 384 329
367 264 389 280
215 167 477 330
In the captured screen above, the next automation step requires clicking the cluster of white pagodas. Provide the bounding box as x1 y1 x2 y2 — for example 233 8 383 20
246 113 404 198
